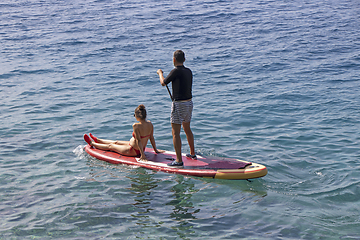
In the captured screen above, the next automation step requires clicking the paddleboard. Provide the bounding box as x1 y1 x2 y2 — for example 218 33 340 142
84 145 267 180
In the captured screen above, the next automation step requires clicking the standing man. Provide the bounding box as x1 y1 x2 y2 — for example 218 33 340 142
157 50 197 166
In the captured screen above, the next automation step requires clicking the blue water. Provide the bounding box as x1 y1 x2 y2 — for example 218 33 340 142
1 0 359 239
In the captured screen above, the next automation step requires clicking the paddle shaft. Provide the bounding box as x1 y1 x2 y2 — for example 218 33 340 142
166 84 174 102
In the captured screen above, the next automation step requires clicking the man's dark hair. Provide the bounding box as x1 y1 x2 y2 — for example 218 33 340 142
174 50 185 63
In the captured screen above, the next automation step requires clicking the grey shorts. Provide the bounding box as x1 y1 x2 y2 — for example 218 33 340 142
171 100 193 124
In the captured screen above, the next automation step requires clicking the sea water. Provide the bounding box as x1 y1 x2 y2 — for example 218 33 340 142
1 0 359 239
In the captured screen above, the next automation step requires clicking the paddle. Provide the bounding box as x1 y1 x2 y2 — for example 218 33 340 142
165 84 174 102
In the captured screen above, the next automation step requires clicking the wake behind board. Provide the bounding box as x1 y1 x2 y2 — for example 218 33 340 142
84 145 267 180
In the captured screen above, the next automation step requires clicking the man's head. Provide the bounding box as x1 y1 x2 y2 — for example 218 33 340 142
173 50 185 64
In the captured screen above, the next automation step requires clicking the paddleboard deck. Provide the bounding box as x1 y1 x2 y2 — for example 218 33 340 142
84 145 267 180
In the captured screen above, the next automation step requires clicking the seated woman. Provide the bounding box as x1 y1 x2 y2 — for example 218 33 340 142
84 104 163 160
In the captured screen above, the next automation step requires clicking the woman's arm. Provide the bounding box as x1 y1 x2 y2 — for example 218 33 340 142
149 124 164 154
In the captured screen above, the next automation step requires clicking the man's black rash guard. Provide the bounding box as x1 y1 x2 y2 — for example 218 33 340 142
163 66 193 101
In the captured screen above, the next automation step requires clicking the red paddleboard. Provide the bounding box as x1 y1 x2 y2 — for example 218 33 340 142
84 145 267 180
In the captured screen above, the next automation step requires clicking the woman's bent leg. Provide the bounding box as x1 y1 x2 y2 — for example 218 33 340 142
89 134 130 145
95 138 117 144
95 138 130 146
92 142 136 157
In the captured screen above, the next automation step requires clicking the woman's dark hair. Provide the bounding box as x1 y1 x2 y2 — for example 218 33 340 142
135 104 146 120
173 50 185 63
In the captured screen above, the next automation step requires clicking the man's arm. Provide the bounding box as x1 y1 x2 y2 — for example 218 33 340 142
157 69 166 86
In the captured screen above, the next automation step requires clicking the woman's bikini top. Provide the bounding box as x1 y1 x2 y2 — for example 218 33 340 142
132 132 151 139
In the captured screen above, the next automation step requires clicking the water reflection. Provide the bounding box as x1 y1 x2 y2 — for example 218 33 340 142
127 168 159 219
126 168 201 238
167 175 200 221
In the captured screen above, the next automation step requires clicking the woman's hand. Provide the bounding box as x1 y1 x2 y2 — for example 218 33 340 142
139 154 148 161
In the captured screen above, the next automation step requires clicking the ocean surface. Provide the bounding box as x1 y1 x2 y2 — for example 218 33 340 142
1 0 359 239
